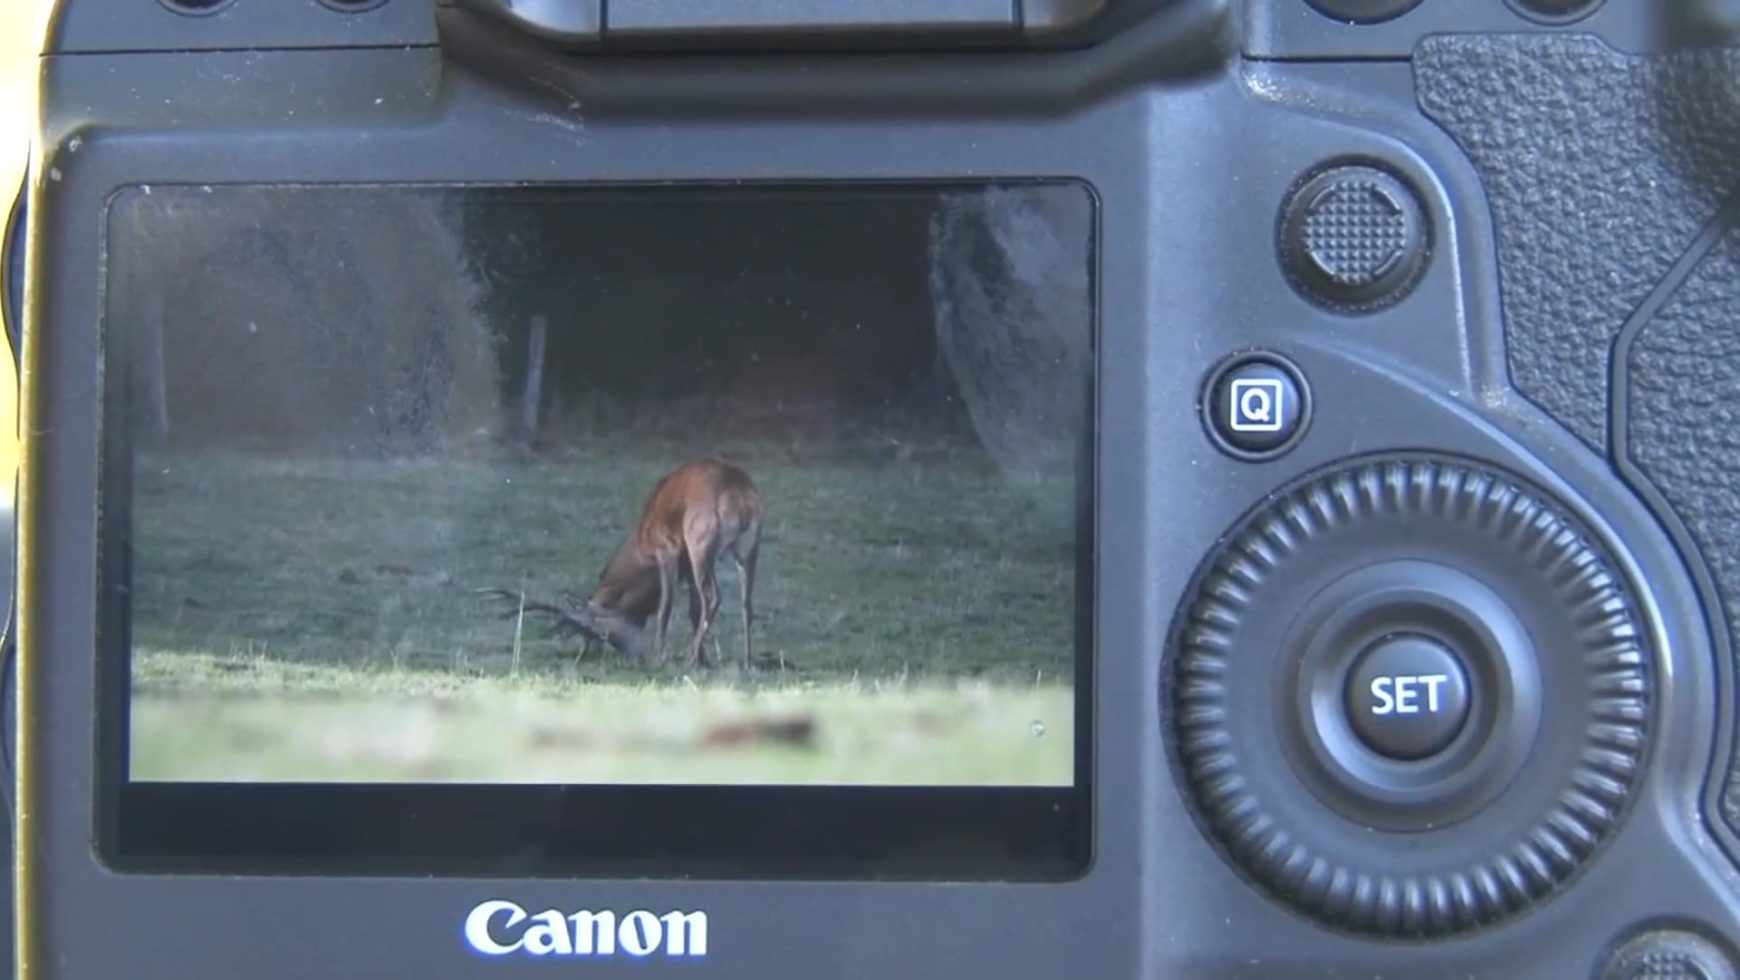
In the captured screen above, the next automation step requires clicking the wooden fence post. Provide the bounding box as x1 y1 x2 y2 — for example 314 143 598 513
516 313 547 444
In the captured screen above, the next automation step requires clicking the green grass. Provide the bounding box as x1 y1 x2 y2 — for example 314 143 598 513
130 444 1079 784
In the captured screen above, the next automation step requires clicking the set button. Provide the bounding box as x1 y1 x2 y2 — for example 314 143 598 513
1344 632 1472 761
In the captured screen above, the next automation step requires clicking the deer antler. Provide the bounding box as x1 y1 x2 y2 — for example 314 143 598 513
473 587 608 645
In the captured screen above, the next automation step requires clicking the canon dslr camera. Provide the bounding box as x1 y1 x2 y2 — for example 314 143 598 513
11 0 1740 976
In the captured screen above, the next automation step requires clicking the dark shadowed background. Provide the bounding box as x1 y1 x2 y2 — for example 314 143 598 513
111 183 1091 478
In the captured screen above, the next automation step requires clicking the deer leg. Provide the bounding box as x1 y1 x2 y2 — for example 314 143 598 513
653 553 679 666
686 576 710 668
735 545 757 671
684 537 721 670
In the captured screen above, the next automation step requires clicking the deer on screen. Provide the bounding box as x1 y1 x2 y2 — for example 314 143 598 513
484 457 763 671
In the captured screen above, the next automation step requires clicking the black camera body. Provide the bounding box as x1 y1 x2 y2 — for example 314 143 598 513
14 0 1740 977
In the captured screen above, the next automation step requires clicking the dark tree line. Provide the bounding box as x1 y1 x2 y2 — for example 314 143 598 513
110 186 499 454
113 182 1093 481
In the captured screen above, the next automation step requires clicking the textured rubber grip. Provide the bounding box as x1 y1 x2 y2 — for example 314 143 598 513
1416 36 1740 451
1630 222 1740 820
1415 36 1740 833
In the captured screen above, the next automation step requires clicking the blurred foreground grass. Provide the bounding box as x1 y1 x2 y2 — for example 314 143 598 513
132 656 1072 784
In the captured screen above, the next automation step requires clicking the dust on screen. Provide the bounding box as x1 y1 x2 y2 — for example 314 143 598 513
108 182 1095 787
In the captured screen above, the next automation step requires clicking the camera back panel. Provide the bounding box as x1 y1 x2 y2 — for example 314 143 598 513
15 0 1740 977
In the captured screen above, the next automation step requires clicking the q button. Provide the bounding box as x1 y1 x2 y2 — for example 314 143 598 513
1202 352 1312 460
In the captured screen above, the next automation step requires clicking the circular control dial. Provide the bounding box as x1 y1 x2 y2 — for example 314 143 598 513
1169 455 1652 938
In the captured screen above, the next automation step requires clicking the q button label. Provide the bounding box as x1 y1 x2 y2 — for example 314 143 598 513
1202 352 1312 460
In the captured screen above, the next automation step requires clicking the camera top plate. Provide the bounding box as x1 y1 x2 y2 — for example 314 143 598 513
44 0 1189 54
1248 0 1740 58
448 0 1189 49
45 0 438 54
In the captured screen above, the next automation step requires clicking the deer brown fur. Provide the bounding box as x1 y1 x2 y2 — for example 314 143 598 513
628 457 763 669
487 458 762 670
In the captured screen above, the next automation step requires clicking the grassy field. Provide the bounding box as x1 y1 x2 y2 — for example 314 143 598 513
129 444 1079 785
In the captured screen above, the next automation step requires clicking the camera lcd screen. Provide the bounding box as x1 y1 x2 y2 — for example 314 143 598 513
100 181 1095 877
